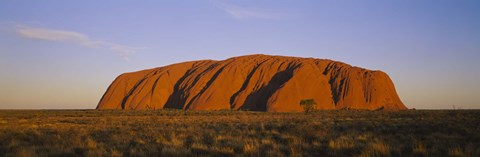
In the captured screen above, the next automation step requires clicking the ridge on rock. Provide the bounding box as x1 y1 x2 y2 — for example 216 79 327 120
97 54 407 111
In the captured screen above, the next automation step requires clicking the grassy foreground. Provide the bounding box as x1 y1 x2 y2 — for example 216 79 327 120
0 110 479 157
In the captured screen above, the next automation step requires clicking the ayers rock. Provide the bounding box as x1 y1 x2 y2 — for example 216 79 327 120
97 54 407 111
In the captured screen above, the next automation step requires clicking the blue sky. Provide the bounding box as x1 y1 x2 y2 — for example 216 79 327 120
1 0 479 109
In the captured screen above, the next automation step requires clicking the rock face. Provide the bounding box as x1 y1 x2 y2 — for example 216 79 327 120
97 55 407 111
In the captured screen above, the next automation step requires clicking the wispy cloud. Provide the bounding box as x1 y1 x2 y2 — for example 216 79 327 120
16 25 141 60
212 1 285 20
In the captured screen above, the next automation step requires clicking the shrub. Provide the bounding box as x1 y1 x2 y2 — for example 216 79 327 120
300 99 317 114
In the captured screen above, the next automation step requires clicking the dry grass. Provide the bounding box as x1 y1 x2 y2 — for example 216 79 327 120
0 110 479 156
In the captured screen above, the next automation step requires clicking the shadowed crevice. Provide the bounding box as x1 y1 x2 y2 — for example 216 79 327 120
120 70 162 109
163 68 199 109
184 65 227 109
163 61 217 109
240 62 301 111
324 62 347 107
229 59 270 109
120 77 148 109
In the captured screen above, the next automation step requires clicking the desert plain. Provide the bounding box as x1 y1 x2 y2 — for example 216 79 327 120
0 109 478 156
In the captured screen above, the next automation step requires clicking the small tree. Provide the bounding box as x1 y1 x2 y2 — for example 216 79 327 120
300 99 317 114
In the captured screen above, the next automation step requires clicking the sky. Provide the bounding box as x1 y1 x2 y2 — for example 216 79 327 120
0 0 479 109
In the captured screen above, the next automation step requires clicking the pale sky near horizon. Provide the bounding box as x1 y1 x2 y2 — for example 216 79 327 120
1 0 479 109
